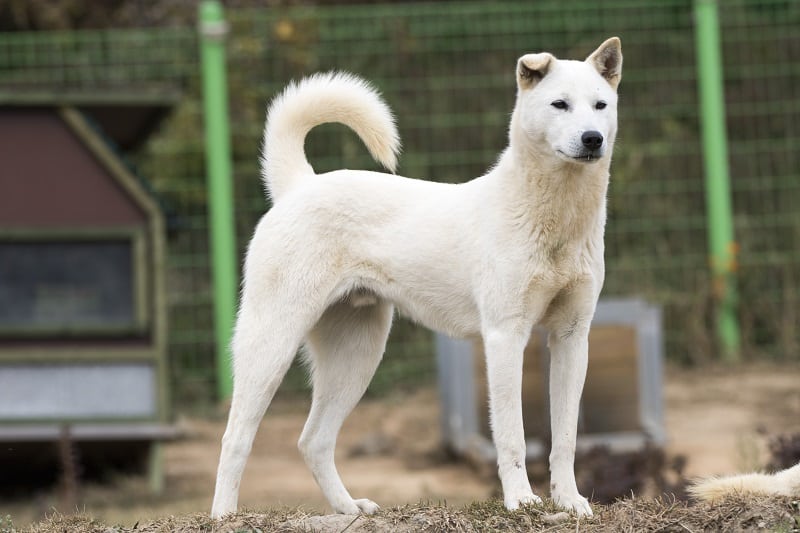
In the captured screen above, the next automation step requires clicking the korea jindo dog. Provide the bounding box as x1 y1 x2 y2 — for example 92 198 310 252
212 37 623 519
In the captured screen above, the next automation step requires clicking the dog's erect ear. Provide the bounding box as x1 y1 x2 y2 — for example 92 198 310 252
517 53 554 90
587 37 622 90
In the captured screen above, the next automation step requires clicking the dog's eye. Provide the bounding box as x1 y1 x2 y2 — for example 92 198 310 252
551 100 568 110
595 101 607 110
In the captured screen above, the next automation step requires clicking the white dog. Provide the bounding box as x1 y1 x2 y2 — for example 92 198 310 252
211 37 622 519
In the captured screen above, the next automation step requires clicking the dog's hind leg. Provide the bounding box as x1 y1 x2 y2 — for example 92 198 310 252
211 297 313 518
298 300 393 515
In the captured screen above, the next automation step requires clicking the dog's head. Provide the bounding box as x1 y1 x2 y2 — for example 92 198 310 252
512 37 622 165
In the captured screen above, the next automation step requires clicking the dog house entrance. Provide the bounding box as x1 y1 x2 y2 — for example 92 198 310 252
0 239 137 333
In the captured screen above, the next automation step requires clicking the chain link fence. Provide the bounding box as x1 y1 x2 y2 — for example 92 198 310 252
1 0 798 406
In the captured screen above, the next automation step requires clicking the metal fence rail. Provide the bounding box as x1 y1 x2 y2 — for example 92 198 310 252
1 0 798 405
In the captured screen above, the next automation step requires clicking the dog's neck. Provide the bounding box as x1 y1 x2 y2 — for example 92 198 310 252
491 144 610 249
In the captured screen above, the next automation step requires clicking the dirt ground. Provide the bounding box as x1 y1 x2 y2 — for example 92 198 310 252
5 362 800 528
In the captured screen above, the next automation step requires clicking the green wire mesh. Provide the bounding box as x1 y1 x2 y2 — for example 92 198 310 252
1 0 798 406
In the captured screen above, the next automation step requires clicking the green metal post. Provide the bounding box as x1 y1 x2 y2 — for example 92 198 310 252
694 0 740 362
199 0 237 398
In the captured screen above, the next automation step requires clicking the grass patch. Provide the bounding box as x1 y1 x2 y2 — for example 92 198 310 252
17 496 800 533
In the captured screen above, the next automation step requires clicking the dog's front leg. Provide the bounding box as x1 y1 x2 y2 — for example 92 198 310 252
483 327 543 510
547 329 593 517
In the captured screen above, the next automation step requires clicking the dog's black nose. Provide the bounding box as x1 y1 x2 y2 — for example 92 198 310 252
581 130 604 150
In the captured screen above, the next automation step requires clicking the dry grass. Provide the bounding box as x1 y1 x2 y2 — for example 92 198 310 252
14 496 799 533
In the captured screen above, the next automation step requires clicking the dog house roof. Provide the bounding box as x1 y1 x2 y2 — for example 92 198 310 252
0 104 169 228
0 90 180 151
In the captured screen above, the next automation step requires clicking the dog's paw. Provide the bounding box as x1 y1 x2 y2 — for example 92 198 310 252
210 497 237 519
552 490 593 517
353 498 380 515
504 489 543 511
336 498 381 515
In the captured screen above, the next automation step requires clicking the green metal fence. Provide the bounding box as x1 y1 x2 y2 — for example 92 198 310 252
1 0 798 406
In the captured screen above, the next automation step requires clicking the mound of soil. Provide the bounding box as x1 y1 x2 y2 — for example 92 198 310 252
21 496 800 533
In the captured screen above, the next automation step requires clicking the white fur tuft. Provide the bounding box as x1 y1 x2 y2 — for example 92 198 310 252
689 463 800 502
260 72 401 201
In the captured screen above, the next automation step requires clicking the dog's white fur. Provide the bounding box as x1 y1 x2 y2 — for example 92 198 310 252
690 463 800 502
211 37 623 519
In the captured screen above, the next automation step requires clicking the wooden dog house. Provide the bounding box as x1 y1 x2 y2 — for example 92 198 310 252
0 101 175 491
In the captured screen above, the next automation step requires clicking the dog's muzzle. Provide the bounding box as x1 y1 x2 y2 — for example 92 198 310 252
557 130 606 163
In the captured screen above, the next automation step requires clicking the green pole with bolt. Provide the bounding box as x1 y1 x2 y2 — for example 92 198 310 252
694 0 740 361
199 0 237 398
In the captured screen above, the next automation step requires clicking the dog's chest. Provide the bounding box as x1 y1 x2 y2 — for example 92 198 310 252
524 240 597 299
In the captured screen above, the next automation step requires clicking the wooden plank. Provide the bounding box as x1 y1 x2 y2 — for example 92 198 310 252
584 325 641 432
0 423 179 442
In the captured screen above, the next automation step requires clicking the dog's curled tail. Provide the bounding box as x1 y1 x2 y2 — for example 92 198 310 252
688 463 800 502
260 72 401 201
